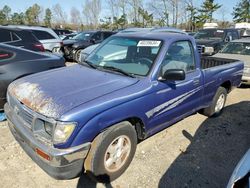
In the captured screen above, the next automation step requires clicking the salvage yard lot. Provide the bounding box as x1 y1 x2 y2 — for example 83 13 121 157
0 85 249 188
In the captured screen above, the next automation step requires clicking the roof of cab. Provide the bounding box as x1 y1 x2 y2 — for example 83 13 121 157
114 31 193 42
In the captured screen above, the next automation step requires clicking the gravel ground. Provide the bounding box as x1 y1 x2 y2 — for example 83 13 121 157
0 86 249 188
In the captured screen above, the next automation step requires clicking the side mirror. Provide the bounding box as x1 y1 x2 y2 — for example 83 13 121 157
159 69 185 81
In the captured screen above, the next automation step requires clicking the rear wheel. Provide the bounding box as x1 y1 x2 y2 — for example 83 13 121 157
84 121 137 183
201 86 227 117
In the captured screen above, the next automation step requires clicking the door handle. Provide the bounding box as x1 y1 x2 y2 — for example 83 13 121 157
193 79 200 86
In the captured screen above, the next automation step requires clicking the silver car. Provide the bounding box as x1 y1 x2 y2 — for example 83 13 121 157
213 38 250 84
7 25 63 54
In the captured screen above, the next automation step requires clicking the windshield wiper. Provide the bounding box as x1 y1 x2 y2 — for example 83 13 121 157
80 60 97 69
101 66 135 78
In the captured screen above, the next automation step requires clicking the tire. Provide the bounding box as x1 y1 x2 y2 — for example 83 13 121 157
202 86 227 117
74 50 81 63
84 121 137 183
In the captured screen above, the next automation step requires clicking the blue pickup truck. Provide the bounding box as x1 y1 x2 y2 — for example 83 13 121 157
4 31 243 182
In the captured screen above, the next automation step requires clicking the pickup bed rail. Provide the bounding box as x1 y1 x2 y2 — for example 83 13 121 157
201 57 238 69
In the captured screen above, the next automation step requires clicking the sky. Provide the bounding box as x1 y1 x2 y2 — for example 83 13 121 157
0 0 241 22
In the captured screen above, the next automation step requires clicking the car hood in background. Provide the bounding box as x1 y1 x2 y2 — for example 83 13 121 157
8 65 138 119
195 38 223 46
213 53 250 67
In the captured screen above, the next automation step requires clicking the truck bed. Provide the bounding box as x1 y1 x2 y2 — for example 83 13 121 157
201 56 239 69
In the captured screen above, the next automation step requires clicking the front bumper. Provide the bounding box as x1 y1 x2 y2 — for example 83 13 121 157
241 76 250 85
4 103 91 179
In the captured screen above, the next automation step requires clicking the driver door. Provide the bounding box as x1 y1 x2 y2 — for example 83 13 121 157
148 40 203 132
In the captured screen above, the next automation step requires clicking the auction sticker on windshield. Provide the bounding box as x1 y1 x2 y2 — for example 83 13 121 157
137 40 161 47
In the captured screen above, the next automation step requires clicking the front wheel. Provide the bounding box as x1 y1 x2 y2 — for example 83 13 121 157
201 86 227 117
84 121 137 182
74 49 81 63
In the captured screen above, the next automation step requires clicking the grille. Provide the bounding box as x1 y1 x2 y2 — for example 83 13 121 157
8 94 34 130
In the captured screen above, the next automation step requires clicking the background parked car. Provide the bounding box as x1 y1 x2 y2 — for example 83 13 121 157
78 43 99 62
63 30 116 61
195 28 240 55
62 33 78 40
0 26 45 52
213 38 250 85
227 149 250 188
53 29 73 40
0 43 65 111
7 25 63 54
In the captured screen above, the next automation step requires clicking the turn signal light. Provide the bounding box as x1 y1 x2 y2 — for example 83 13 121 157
35 148 51 161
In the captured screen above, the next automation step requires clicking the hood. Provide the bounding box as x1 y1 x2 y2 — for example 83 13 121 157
9 65 138 119
72 40 92 49
63 39 92 49
213 53 250 67
195 38 223 46
63 39 78 46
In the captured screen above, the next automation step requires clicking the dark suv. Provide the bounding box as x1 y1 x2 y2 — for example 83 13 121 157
0 26 45 52
63 30 116 61
0 43 65 110
194 28 240 55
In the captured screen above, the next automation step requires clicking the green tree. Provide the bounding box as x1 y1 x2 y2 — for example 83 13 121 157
198 0 222 22
232 0 250 23
25 4 41 25
2 5 11 22
138 7 153 27
44 8 52 27
113 14 127 29
11 12 25 24
186 2 198 31
0 10 7 25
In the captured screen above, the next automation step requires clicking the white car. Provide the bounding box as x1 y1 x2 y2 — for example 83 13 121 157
213 38 250 85
7 25 63 54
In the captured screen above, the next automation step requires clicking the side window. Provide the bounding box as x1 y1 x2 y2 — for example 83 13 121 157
0 50 13 60
32 30 55 40
103 32 113 39
92 32 102 42
232 31 239 40
11 32 20 41
226 32 233 40
0 30 11 43
161 41 195 75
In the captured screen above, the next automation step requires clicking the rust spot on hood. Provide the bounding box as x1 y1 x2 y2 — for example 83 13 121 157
9 81 62 118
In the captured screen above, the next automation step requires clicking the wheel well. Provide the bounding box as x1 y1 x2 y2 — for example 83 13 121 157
125 117 146 141
221 81 232 93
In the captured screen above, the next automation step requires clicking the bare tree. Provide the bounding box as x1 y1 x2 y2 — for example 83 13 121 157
70 7 81 25
82 0 101 28
147 0 170 26
52 4 67 26
127 0 142 23
117 0 127 15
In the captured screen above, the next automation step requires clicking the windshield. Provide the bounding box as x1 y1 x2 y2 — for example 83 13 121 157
194 29 224 40
73 32 93 40
221 42 250 55
85 37 162 76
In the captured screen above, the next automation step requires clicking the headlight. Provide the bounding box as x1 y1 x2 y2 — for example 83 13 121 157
53 122 76 144
44 122 53 135
204 47 214 54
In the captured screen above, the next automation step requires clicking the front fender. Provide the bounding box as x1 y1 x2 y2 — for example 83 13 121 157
70 98 149 147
